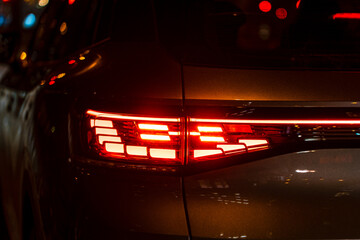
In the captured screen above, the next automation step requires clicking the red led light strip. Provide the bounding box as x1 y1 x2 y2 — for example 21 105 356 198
332 13 360 20
190 118 360 125
87 110 180 122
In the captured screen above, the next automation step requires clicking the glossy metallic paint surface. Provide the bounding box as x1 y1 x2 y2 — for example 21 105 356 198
185 149 360 239
184 66 360 101
71 165 188 239
49 41 183 101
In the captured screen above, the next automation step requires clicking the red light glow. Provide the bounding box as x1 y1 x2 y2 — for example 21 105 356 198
105 143 124 153
225 124 252 133
68 0 75 5
95 120 113 128
190 132 201 136
296 0 301 8
87 109 360 165
98 136 121 145
68 59 76 64
138 123 169 131
194 149 223 158
126 145 147 156
200 136 225 142
276 8 287 19
259 1 272 13
87 110 182 164
239 139 268 147
140 134 171 141
217 144 246 152
87 110 180 122
168 131 180 136
332 13 360 20
198 126 223 132
149 149 176 159
95 128 117 135
190 118 360 125
49 81 55 85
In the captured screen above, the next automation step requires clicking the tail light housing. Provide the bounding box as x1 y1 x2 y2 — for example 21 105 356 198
84 109 360 167
86 110 184 165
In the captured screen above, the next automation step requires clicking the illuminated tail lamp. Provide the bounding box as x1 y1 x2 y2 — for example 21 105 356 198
187 118 360 162
86 110 183 165
189 120 269 161
86 109 360 166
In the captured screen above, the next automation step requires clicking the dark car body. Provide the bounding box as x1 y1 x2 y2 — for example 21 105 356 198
1 0 360 239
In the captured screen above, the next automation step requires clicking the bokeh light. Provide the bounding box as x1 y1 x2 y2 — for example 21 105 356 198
259 1 272 13
23 13 36 29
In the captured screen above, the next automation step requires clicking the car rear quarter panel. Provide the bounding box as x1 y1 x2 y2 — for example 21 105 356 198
184 149 360 239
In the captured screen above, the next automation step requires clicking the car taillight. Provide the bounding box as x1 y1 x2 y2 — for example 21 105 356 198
85 109 360 166
86 110 184 165
188 118 270 162
188 118 360 162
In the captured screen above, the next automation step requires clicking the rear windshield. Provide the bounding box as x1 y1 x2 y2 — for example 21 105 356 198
154 0 360 69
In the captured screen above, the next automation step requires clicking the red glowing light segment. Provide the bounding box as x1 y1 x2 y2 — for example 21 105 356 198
276 8 287 19
200 136 225 142
239 139 268 147
140 134 171 141
95 128 117 136
259 1 272 13
190 132 201 136
149 149 176 159
217 144 246 153
296 0 301 8
98 136 121 145
126 146 147 156
332 13 360 20
87 110 180 122
95 119 113 128
68 59 76 65
194 149 223 158
198 126 223 132
168 131 180 136
105 143 124 153
68 0 75 5
138 123 169 131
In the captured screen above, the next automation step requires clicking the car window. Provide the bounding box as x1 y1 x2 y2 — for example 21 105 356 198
95 0 157 43
154 0 360 69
